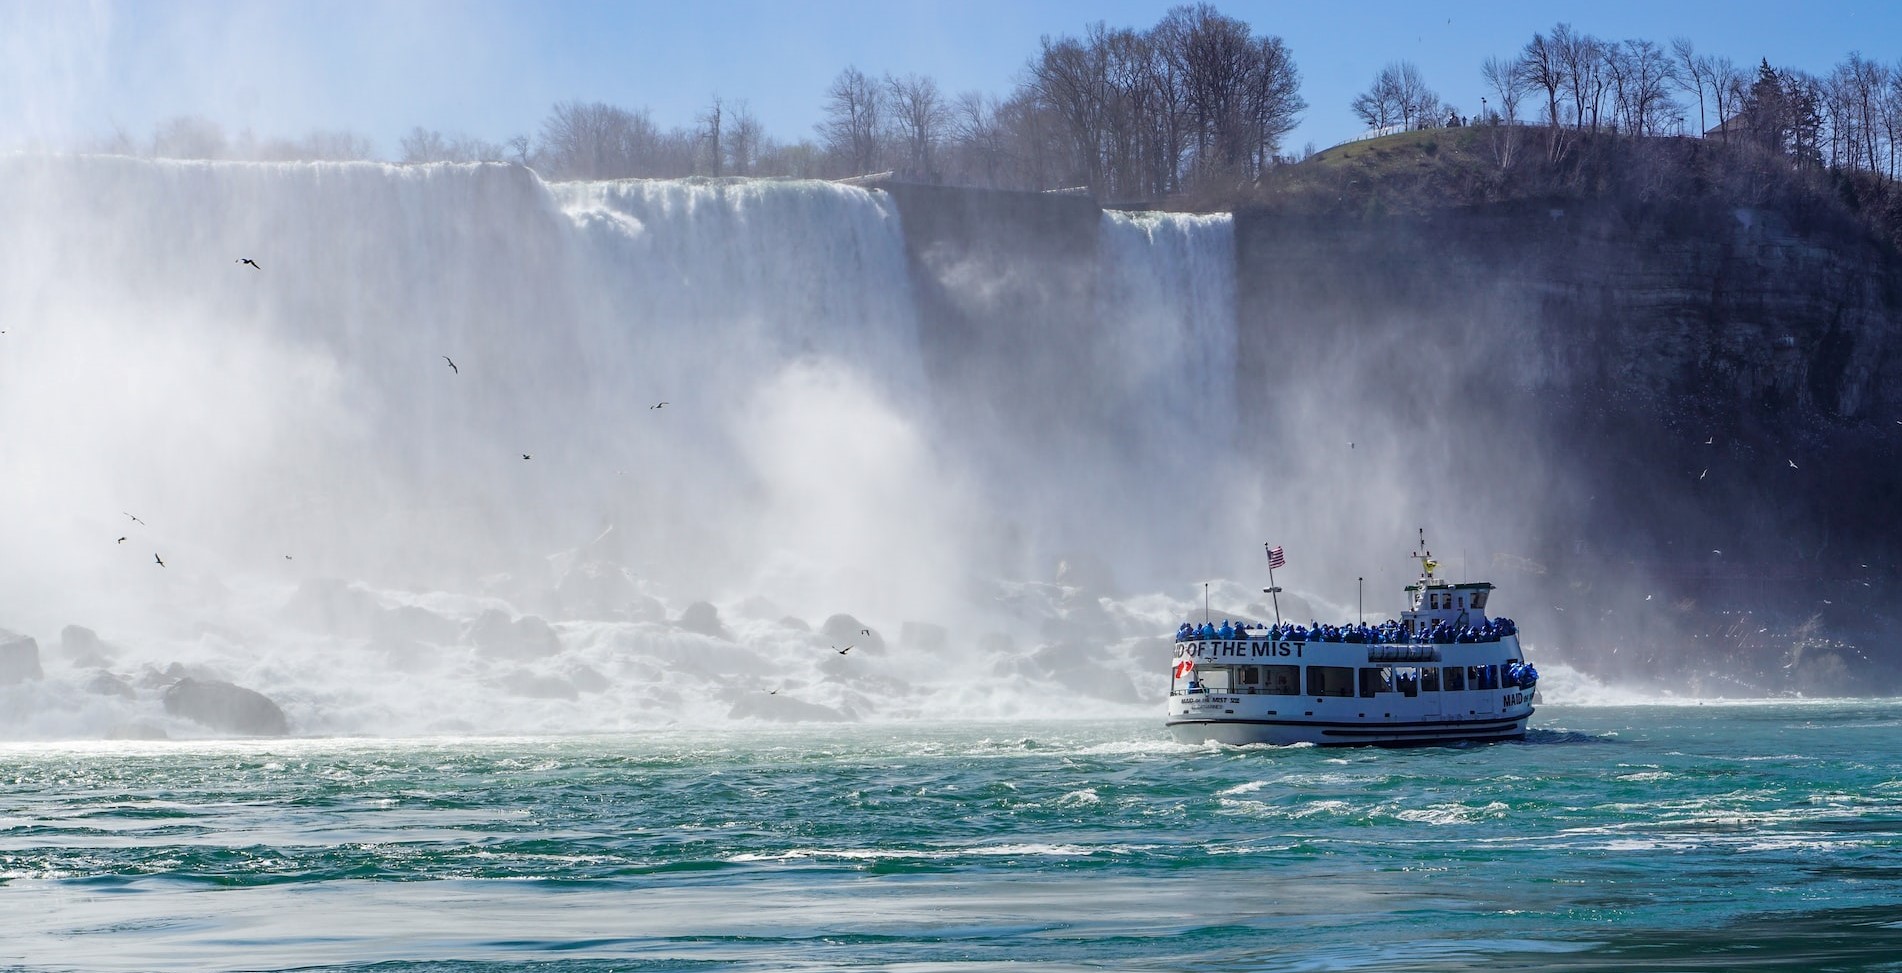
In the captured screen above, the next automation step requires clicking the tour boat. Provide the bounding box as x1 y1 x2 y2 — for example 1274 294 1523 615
1165 531 1538 746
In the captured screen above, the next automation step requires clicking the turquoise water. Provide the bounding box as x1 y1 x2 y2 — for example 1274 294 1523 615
5 704 1902 972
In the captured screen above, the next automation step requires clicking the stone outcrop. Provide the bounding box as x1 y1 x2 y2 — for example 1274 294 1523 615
0 630 42 685
61 625 117 667
162 678 289 736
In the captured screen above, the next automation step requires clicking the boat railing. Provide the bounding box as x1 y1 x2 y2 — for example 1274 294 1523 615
1173 620 1518 648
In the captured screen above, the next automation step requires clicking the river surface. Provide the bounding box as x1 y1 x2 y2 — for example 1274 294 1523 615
5 702 1901 972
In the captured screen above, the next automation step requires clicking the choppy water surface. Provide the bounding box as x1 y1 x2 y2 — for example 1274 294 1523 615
5 703 1902 972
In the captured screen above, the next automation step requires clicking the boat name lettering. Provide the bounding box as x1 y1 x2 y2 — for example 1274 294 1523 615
1176 640 1304 660
1503 692 1526 707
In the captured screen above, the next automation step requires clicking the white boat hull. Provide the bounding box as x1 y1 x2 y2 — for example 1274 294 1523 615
1166 713 1531 746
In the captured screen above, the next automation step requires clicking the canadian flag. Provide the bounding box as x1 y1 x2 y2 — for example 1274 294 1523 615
1173 658 1196 679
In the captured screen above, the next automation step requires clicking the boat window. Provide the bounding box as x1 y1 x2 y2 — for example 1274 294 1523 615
1395 666 1420 697
1429 593 1439 610
1358 667 1393 697
1237 666 1260 687
1306 665 1355 697
1420 666 1441 692
1442 666 1466 691
1200 667 1232 691
1262 665 1300 695
1472 591 1488 610
1458 596 1465 609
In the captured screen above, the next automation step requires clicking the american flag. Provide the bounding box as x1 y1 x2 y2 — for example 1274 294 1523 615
1265 544 1286 569
1173 658 1196 679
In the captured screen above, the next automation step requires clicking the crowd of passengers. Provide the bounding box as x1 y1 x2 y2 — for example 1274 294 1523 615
1176 617 1519 644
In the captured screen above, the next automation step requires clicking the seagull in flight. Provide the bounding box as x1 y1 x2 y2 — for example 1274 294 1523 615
153 553 165 567
443 356 458 374
859 628 871 636
1788 459 1799 469
522 453 531 461
1705 436 1713 445
117 536 126 544
236 258 260 270
650 401 668 410
836 644 854 655
124 512 145 525
1699 469 1708 480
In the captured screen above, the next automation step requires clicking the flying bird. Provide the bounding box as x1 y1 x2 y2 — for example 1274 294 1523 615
116 536 126 544
859 628 870 636
236 258 260 270
153 553 165 567
443 356 458 374
1699 469 1708 480
1712 550 1723 555
522 453 531 461
124 512 145 525
284 555 293 560
1788 459 1799 469
836 644 854 655
1705 436 1713 445
650 401 668 410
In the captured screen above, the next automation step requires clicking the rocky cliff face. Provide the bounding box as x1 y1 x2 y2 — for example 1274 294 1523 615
886 179 1902 692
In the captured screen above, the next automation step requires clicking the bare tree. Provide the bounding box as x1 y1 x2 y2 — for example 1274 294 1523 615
819 66 884 175
1030 31 1109 190
1609 39 1678 137
150 116 228 159
886 73 951 177
1671 38 1711 135
1247 34 1305 166
1481 55 1529 124
536 101 677 179
1710 56 1745 141
1520 30 1567 130
727 103 764 176
699 96 724 176
1551 25 1605 131
1351 69 1401 132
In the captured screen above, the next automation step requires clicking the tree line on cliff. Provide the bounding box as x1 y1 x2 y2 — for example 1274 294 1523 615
97 8 1902 223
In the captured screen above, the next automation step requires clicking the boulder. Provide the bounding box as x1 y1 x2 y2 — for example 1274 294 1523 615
84 670 137 698
61 625 117 667
675 601 728 639
821 613 885 654
0 630 43 685
162 678 289 736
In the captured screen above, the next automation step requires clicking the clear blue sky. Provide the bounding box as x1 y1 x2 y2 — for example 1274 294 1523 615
4 0 1898 160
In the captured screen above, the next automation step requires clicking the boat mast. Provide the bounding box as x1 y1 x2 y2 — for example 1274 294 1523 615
1263 545 1282 624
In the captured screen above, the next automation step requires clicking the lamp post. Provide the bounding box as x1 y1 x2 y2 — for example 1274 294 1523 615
1358 576 1364 624
1481 96 1488 125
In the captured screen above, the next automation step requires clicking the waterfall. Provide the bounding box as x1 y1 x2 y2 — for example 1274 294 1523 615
0 158 1245 737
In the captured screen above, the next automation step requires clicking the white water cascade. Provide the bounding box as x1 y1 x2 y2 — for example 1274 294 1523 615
0 157 1248 738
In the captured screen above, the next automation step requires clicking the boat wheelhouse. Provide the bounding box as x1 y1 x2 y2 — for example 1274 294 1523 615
1165 531 1538 746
